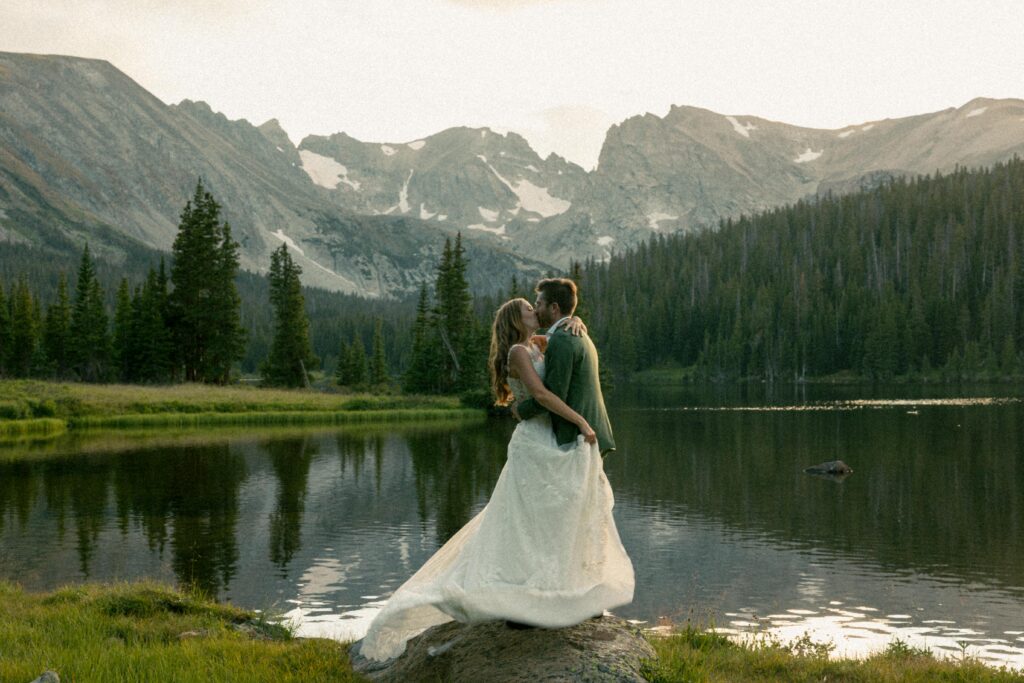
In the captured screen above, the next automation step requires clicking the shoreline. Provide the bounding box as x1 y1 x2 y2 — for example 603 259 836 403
0 379 483 441
2 581 1020 682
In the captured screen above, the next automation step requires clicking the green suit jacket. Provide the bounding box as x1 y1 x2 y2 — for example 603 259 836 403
517 328 616 455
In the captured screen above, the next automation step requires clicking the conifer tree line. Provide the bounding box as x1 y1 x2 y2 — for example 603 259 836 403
400 234 489 395
576 157 1024 381
0 181 245 384
0 181 464 391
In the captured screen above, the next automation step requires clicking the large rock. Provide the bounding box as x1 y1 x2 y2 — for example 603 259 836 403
351 616 657 682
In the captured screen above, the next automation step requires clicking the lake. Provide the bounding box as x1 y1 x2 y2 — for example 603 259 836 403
1 383 1022 668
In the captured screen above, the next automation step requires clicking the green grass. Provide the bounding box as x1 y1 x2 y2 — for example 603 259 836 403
3 582 1021 682
0 417 67 439
643 626 1024 682
0 581 365 683
0 380 480 438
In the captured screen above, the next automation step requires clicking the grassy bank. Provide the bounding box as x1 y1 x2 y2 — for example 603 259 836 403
2 582 1021 682
0 581 360 683
6 581 1022 683
645 627 1024 682
0 380 479 436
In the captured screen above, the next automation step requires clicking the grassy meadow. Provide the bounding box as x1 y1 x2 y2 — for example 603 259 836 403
0 379 480 438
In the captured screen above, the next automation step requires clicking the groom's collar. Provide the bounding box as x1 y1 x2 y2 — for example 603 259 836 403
546 316 572 337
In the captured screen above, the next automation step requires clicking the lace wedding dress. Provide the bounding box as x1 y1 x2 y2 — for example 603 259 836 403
358 342 634 662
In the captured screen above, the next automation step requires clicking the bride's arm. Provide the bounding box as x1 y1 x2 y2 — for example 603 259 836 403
509 346 597 444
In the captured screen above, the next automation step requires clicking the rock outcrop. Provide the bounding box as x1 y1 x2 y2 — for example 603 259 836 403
350 616 656 682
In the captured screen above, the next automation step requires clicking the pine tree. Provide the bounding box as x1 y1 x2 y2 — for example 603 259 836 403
262 244 316 387
168 180 246 383
133 266 174 383
434 234 474 392
68 245 110 382
336 336 368 387
8 276 37 378
0 282 10 376
43 272 72 378
403 284 435 393
113 278 133 382
370 317 388 387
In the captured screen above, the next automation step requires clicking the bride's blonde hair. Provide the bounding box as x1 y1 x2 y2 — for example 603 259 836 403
489 298 531 406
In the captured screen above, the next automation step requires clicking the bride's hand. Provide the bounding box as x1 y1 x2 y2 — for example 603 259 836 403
530 334 548 352
564 316 588 337
579 421 597 445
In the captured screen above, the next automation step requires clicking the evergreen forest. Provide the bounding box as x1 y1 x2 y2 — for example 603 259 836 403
2 158 1024 391
578 157 1024 381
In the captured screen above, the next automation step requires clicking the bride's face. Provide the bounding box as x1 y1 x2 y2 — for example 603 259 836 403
519 300 539 333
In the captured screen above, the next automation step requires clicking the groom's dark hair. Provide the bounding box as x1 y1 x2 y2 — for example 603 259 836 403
536 278 577 316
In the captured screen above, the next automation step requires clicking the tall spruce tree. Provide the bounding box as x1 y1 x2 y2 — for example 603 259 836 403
113 278 133 382
0 282 10 376
262 244 316 387
403 284 435 393
169 180 246 383
43 272 72 378
8 277 37 378
433 234 475 392
370 317 388 386
133 266 173 383
68 245 110 382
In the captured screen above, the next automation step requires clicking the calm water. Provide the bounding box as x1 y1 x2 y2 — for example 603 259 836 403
1 384 1023 667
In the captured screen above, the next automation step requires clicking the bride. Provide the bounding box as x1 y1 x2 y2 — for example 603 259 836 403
357 297 634 662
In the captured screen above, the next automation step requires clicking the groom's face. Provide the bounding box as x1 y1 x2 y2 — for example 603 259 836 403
534 292 558 328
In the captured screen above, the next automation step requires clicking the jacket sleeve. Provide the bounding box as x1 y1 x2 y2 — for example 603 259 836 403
515 334 575 419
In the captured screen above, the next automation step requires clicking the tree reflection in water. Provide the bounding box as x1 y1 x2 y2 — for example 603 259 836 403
266 436 316 575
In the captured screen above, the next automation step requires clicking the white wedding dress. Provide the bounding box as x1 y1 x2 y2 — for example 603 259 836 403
358 343 634 662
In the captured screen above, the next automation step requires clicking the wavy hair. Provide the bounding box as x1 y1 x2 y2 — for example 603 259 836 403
488 298 531 406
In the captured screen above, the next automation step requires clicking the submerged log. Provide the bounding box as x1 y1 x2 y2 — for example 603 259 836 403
351 615 656 682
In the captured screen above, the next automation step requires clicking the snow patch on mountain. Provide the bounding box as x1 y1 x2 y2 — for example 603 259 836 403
526 165 539 172
794 148 823 163
299 150 360 190
271 228 359 290
647 212 678 230
480 160 570 217
838 129 856 139
272 229 305 256
861 124 875 131
381 145 396 156
966 107 988 118
597 235 614 246
399 170 413 213
726 116 757 138
407 140 426 150
419 203 436 220
478 207 500 222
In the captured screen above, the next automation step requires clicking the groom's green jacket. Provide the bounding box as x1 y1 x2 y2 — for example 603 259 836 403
516 328 616 455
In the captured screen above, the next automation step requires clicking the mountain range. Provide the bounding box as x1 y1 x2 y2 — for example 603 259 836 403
2 51 1023 297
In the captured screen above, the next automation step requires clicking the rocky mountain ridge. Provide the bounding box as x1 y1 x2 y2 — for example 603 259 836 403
2 51 1023 296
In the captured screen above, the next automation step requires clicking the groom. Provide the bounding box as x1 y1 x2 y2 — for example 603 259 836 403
515 278 615 456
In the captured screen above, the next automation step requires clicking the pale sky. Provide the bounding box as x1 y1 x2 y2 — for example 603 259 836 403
3 0 1023 169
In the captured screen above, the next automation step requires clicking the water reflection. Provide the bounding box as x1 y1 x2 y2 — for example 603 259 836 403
1 391 1023 668
267 437 316 573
